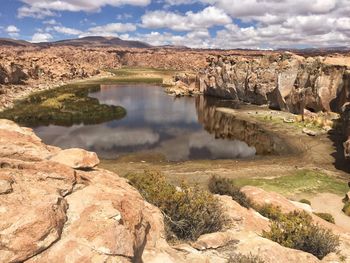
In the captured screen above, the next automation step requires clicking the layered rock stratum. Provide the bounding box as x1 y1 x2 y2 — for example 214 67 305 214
1 119 350 263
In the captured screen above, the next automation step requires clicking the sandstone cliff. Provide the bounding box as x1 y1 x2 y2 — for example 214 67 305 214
196 53 350 115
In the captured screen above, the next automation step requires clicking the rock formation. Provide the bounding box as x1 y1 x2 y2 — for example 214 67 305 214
196 53 349 114
342 103 350 159
1 119 350 262
194 53 350 159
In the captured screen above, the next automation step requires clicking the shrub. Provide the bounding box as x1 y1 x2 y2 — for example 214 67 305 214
126 170 226 241
263 210 339 259
208 176 252 208
253 204 283 221
314 212 335 224
299 199 311 205
342 202 350 216
228 253 265 263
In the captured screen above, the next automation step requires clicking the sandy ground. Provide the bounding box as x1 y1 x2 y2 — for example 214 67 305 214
310 193 350 231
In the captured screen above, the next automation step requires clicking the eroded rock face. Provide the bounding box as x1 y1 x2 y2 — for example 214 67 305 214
342 103 350 159
197 53 349 114
196 53 350 159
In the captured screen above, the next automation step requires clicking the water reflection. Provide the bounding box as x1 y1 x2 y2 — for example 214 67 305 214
33 84 286 161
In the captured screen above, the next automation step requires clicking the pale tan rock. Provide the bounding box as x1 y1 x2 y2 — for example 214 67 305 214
192 230 237 250
234 231 320 263
0 119 59 161
50 148 100 169
216 194 270 233
0 179 12 194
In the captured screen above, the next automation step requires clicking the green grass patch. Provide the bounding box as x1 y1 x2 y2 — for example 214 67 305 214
0 83 126 127
232 170 348 196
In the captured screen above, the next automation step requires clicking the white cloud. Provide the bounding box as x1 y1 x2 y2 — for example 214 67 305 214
6 25 20 33
31 32 53 42
43 19 58 25
18 0 151 18
141 6 231 31
18 5 56 19
14 0 350 48
53 26 82 35
5 25 20 38
80 23 137 37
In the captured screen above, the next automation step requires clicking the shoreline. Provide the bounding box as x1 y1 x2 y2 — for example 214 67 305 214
0 71 115 112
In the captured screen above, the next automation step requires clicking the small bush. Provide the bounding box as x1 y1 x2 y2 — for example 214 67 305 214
208 176 252 208
228 253 265 263
299 199 311 205
342 202 350 216
314 212 335 224
263 210 339 259
126 170 226 241
253 204 283 221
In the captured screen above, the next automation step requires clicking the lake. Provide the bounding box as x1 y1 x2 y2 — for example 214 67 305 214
28 84 286 161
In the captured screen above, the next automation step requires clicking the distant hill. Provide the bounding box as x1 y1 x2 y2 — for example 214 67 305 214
279 46 350 55
40 36 152 48
0 38 34 47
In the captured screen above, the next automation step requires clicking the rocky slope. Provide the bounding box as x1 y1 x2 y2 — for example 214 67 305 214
1 119 350 263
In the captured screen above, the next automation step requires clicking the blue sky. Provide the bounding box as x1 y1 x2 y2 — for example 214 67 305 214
0 0 349 49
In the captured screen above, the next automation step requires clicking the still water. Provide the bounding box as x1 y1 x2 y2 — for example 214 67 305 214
32 84 282 161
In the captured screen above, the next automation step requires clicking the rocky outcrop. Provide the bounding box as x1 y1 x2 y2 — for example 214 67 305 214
342 103 350 159
194 53 350 159
196 53 349 115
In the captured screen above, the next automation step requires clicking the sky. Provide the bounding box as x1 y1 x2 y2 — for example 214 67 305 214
0 0 350 49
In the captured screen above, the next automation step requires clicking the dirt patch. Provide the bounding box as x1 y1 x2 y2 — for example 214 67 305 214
310 193 350 231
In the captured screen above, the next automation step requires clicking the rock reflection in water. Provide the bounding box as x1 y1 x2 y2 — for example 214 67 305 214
32 84 288 161
196 96 290 155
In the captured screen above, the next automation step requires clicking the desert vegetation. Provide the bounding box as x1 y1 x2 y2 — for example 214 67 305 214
126 170 227 241
313 212 335 224
262 210 339 259
208 176 252 208
208 177 340 260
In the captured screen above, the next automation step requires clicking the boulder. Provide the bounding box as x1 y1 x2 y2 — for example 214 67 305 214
49 148 100 169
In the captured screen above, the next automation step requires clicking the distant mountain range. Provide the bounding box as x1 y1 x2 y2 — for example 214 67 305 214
0 36 349 53
0 36 152 48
